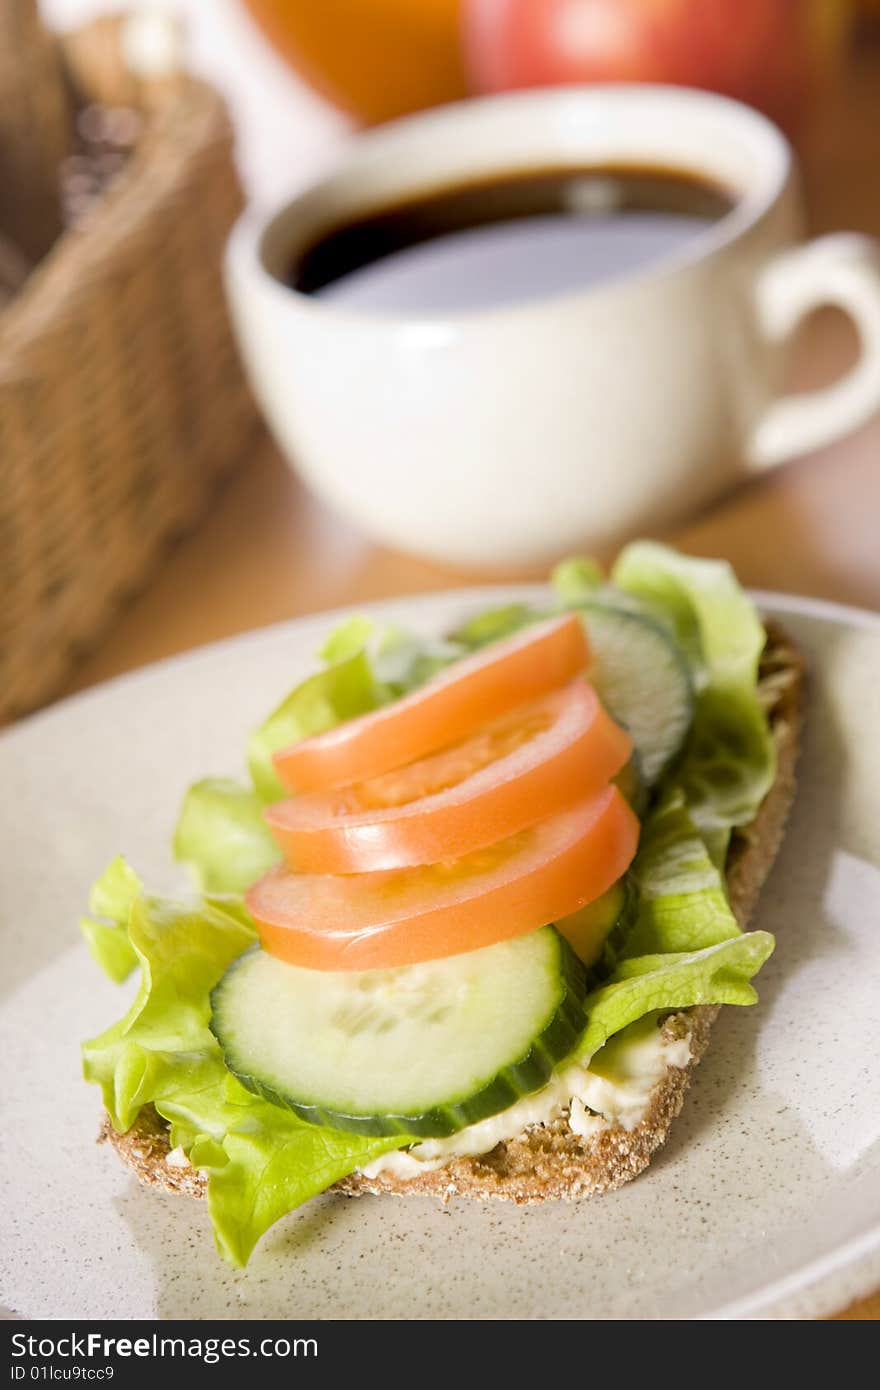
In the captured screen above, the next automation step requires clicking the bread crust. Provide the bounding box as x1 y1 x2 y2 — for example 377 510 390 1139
99 621 805 1205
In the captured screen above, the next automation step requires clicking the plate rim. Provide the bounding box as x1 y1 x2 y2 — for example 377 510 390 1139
702 1224 880 1320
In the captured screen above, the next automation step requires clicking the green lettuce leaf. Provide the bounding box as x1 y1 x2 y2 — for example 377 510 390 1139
200 1106 402 1267
174 778 280 894
550 556 604 605
80 915 138 984
317 615 376 665
89 854 142 922
612 541 775 858
579 780 772 1060
678 686 775 837
79 856 140 982
577 932 774 1062
624 788 745 956
82 885 256 1130
449 603 534 649
82 870 406 1265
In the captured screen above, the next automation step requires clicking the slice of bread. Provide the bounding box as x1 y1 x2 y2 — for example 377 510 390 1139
99 622 805 1205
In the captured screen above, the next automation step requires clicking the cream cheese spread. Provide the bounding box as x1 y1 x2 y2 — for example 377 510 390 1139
358 1015 691 1180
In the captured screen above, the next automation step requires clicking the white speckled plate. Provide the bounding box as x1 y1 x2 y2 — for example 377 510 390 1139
1 588 879 1321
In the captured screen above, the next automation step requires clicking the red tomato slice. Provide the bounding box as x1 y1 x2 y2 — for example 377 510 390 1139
265 679 631 873
247 787 639 971
272 613 590 793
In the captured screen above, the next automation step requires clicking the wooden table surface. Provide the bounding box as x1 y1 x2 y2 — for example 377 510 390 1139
59 39 880 1320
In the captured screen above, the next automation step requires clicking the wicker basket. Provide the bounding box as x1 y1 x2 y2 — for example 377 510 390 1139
0 6 257 723
0 0 69 263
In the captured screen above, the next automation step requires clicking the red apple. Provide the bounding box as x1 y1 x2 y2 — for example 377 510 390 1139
463 0 818 138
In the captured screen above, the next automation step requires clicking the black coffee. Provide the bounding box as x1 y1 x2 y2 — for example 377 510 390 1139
290 165 735 315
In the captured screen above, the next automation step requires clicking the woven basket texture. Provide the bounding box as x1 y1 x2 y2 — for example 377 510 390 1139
0 0 70 262
0 5 257 722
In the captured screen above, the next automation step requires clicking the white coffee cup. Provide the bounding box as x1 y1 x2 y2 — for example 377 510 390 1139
226 85 880 569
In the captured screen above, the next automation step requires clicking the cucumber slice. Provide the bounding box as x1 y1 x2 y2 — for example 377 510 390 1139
210 928 585 1139
578 604 693 785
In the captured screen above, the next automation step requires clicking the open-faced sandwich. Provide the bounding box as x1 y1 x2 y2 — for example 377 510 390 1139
81 542 804 1266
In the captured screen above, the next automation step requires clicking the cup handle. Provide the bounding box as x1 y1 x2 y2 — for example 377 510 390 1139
746 232 880 469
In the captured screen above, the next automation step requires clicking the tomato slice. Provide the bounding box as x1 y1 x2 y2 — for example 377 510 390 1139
247 787 639 971
265 679 631 873
272 613 590 793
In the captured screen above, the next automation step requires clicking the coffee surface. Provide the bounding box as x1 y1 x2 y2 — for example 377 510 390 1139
291 165 735 315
